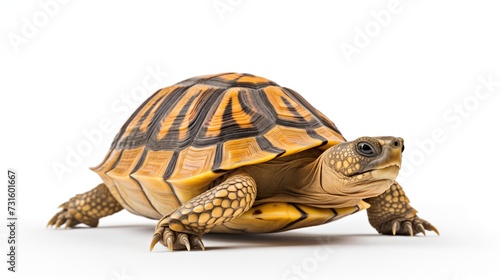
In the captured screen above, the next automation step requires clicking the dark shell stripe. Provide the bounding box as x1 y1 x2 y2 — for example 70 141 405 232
282 87 340 133
195 87 276 146
280 204 308 231
92 73 345 217
178 72 279 89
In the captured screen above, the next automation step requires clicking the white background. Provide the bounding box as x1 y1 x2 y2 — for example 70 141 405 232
1 1 499 279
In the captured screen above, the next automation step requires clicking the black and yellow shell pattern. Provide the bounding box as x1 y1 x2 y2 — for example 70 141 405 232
92 73 346 219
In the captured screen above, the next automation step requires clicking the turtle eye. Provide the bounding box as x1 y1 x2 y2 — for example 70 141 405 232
356 142 376 157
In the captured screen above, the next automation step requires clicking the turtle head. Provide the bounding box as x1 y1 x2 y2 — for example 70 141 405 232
321 136 404 200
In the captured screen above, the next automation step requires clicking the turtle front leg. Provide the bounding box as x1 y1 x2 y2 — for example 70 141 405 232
364 182 439 236
47 183 123 228
150 170 257 252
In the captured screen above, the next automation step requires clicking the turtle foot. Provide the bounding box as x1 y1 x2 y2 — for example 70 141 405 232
47 184 122 229
47 202 83 229
379 214 439 236
150 223 205 252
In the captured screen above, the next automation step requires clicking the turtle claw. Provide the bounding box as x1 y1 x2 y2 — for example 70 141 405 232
403 221 413 236
47 217 56 228
191 236 206 251
166 237 174 252
64 218 73 229
412 216 439 236
427 223 440 236
47 208 80 229
47 209 63 228
55 218 65 229
150 224 204 252
391 221 399 235
416 223 426 236
149 234 161 252
178 233 191 251
379 216 439 236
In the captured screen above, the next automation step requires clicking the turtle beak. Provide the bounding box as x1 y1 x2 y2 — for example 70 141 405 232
382 137 403 168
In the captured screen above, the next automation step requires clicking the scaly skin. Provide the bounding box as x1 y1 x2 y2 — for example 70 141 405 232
364 182 439 236
47 184 123 228
150 171 257 251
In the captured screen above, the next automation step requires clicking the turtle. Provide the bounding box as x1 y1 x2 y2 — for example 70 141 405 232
48 72 438 251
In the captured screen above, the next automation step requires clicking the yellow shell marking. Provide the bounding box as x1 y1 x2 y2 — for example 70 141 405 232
212 201 370 234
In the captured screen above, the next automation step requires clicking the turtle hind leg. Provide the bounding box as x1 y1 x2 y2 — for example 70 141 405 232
364 182 439 236
47 183 123 229
150 170 257 252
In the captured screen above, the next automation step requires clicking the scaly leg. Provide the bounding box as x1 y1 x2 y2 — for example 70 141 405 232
364 182 439 236
47 183 123 228
150 170 257 251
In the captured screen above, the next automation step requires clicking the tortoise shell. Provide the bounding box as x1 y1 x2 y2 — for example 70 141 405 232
92 73 345 219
